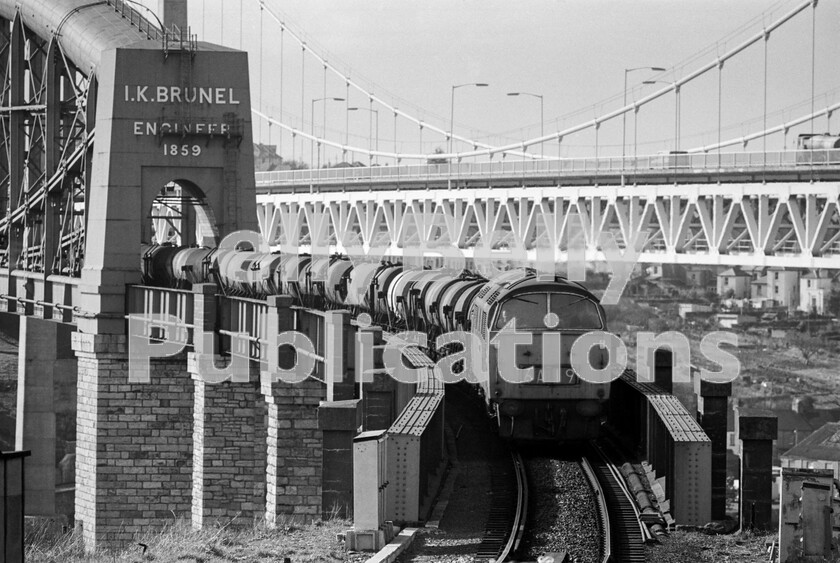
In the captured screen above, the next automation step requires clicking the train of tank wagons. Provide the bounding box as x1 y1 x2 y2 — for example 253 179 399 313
141 243 612 442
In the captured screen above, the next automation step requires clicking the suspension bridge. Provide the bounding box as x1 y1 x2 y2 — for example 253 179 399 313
0 0 833 554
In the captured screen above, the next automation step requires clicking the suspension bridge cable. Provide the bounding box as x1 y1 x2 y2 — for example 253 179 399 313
490 0 803 143
300 43 305 160
686 100 840 154
810 0 816 137
279 25 284 157
258 3 263 142
251 0 817 162
763 27 769 157
452 0 817 160
252 0 540 160
718 60 723 156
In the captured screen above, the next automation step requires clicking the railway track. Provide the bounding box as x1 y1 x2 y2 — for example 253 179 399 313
474 450 528 562
583 442 648 563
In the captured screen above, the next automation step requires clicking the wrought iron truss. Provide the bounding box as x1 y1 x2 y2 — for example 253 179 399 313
257 183 840 269
0 13 94 277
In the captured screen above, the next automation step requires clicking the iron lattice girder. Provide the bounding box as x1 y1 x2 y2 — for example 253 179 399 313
0 14 92 276
257 183 840 269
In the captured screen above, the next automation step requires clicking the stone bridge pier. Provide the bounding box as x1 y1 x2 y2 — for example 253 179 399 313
15 317 77 516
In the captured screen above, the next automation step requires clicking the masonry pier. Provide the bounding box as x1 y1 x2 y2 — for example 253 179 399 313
15 318 76 515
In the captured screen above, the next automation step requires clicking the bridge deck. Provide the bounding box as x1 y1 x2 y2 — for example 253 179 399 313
256 150 840 192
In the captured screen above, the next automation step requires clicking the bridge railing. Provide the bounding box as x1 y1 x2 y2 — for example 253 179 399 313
256 148 840 188
106 0 198 50
106 0 164 41
221 295 269 361
126 285 194 344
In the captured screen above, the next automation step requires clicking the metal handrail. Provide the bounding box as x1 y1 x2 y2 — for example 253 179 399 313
256 148 840 188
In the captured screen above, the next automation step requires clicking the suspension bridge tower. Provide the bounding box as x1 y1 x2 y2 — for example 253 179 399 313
3 0 257 549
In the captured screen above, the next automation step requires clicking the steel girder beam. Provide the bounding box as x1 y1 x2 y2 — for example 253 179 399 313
257 183 840 269
0 13 92 277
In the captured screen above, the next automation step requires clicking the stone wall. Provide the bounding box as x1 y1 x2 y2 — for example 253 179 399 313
191 357 266 527
264 377 325 524
73 333 193 547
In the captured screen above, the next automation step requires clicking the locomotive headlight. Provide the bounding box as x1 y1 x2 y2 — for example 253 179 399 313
500 400 524 417
597 344 609 369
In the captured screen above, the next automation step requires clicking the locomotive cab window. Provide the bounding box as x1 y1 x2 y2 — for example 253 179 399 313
494 292 603 329
494 294 547 328
549 293 603 329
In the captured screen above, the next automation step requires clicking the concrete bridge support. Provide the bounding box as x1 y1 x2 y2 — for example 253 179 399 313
14 317 76 516
72 333 193 547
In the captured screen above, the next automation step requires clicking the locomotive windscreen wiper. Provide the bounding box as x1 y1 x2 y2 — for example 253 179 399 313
557 296 589 308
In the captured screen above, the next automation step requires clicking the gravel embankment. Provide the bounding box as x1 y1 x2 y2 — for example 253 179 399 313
520 455 601 563
647 529 775 562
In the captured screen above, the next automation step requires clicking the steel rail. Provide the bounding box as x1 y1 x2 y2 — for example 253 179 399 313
580 455 611 563
474 448 528 562
496 450 528 563
586 441 647 563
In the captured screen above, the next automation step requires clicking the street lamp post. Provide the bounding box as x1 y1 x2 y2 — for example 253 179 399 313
507 92 544 156
450 83 488 157
348 107 379 165
311 96 345 169
623 67 666 166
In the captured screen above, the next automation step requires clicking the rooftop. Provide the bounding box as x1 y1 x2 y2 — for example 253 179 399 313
719 267 749 277
782 422 840 462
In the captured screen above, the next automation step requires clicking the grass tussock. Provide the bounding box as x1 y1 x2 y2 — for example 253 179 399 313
25 514 353 563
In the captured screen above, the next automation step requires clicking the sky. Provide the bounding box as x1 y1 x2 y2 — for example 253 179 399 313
137 0 840 164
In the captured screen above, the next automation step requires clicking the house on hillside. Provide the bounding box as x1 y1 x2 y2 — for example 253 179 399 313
781 422 840 479
253 143 285 171
685 267 716 290
766 267 800 311
799 270 834 314
717 267 750 299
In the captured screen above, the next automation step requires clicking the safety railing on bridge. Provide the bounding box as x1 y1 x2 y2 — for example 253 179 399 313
126 288 357 389
256 149 840 190
0 272 80 323
220 295 268 361
127 285 194 344
107 0 164 41
106 0 197 51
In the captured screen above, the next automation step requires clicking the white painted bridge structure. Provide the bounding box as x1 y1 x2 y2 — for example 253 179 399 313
256 163 840 269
